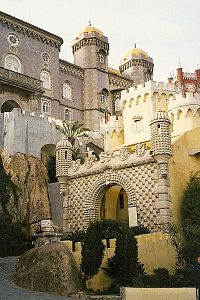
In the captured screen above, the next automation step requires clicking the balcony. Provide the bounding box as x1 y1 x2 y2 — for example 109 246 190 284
0 67 44 95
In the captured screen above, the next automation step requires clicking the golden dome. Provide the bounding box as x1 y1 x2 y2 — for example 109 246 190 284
77 25 103 38
124 48 149 60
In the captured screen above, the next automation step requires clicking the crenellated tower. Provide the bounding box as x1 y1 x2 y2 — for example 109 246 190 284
150 111 172 227
72 24 110 132
119 46 154 85
169 67 200 138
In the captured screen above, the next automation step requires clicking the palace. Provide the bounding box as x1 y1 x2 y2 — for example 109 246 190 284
0 11 200 233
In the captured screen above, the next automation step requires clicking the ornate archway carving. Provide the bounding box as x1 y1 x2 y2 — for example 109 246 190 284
84 170 136 225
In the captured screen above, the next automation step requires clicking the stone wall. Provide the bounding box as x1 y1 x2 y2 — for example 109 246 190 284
64 149 159 231
0 108 63 158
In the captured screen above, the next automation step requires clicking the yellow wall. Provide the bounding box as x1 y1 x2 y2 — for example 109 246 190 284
107 130 124 151
99 186 128 222
62 232 176 292
169 127 200 224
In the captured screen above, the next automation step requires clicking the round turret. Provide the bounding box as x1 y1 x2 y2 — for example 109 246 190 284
56 137 72 178
150 110 172 158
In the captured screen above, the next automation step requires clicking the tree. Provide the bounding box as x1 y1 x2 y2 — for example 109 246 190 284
56 120 90 147
179 176 200 264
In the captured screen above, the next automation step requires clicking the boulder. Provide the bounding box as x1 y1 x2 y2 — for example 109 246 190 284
16 241 81 295
1 152 51 234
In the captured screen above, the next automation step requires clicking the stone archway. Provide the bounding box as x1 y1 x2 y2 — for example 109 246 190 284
1 100 21 113
84 171 137 226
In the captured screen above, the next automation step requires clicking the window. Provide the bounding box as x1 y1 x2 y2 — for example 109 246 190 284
8 34 19 46
64 108 72 121
4 54 21 73
119 194 124 209
42 101 50 114
99 53 105 64
40 70 51 89
100 94 106 102
63 82 72 100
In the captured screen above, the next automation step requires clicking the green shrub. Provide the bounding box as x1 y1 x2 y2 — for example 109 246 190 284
46 154 58 183
0 213 32 257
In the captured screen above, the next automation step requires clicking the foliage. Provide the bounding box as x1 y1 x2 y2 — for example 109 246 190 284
181 176 200 227
46 154 58 183
132 267 195 288
62 220 149 287
0 213 32 257
178 176 200 264
56 120 90 146
103 225 145 286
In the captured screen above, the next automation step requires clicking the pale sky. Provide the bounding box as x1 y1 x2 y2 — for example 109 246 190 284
0 0 199 81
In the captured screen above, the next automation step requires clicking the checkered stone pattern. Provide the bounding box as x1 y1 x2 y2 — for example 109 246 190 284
66 160 160 232
67 174 100 231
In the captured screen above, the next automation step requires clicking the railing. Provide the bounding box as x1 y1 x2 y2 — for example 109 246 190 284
0 67 44 94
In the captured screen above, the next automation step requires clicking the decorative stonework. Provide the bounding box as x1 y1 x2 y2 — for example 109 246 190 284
119 146 130 161
59 60 84 80
84 154 97 169
42 52 51 63
136 143 145 157
99 151 112 163
71 159 81 172
109 73 133 89
72 38 109 55
0 12 63 50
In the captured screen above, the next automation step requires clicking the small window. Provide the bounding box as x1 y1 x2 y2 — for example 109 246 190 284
42 101 50 114
119 194 124 209
4 54 21 73
8 34 19 46
64 108 72 121
63 82 72 100
99 54 105 64
40 70 51 89
101 94 106 102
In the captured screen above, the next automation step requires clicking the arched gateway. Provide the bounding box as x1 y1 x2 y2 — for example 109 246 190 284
84 172 137 227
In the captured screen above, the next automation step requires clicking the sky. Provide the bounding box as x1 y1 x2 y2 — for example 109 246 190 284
0 0 199 81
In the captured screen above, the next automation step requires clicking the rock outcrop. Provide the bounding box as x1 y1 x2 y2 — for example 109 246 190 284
0 151 51 233
16 242 81 295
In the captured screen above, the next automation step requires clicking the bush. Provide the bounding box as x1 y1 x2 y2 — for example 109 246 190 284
179 176 200 264
46 155 58 183
0 213 32 257
132 267 195 288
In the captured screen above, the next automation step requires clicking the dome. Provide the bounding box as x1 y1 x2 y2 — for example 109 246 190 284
124 48 149 60
77 25 103 38
56 137 72 149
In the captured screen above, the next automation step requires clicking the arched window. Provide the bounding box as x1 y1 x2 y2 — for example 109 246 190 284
42 100 50 114
4 54 21 73
64 108 72 121
40 70 51 89
63 82 72 100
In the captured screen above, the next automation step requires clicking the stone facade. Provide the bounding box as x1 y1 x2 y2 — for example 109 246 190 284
56 109 172 232
0 11 153 136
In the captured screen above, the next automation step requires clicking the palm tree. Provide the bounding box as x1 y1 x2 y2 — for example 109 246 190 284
56 120 90 147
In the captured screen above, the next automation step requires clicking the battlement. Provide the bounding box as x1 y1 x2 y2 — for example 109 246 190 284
168 91 200 111
183 72 196 80
107 115 124 134
2 108 62 126
121 81 176 107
